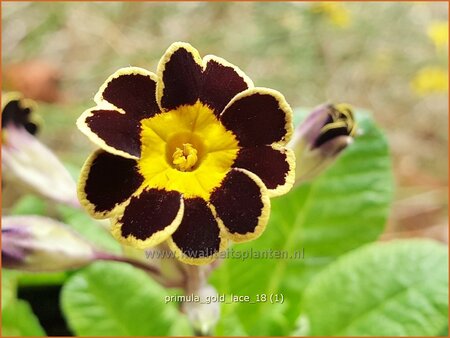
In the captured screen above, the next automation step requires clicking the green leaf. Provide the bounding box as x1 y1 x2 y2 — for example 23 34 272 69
2 300 46 336
210 111 394 335
299 239 448 336
2 269 47 336
61 261 192 336
57 205 121 254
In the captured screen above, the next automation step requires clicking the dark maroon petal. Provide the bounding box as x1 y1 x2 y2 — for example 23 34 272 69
82 151 144 215
100 72 159 119
119 189 182 241
200 57 251 116
220 90 291 147
84 109 141 157
232 146 290 190
210 169 268 237
171 198 221 258
159 45 203 110
2 99 39 135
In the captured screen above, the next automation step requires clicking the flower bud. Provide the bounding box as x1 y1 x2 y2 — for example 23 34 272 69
290 103 357 184
2 93 79 207
1 92 40 135
182 284 220 336
2 216 96 272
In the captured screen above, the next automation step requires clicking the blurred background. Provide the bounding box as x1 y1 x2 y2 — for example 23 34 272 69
2 2 448 242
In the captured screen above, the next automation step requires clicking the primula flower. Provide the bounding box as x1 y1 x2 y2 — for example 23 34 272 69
77 42 295 265
290 103 357 184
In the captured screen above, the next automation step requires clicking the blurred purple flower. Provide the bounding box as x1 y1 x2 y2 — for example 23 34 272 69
2 215 96 272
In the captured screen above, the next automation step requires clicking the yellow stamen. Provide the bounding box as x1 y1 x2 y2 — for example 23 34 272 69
139 101 239 199
172 143 198 171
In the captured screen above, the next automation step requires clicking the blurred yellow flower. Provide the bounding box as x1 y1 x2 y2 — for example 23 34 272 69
311 2 351 28
427 21 448 51
411 66 448 95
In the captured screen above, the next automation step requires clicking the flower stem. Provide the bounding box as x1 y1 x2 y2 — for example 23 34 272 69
95 251 162 278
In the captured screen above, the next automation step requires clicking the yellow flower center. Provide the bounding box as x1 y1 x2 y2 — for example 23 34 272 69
137 101 239 200
172 143 198 171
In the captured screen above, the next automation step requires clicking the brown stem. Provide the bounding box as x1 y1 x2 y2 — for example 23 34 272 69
95 252 159 273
